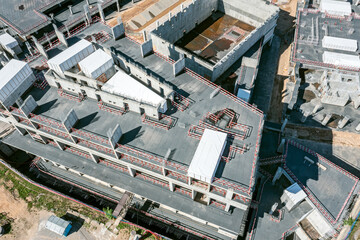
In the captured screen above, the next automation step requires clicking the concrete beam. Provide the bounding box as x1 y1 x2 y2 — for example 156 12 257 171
31 36 48 59
53 24 68 47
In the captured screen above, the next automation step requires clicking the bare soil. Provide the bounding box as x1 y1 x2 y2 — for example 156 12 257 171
267 0 298 123
285 124 360 147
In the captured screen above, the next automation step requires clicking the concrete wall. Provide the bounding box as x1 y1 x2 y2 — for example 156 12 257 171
152 0 217 44
45 71 161 119
211 12 278 81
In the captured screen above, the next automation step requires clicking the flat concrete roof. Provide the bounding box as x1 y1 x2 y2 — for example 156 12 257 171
292 10 360 71
284 140 359 224
2 131 247 235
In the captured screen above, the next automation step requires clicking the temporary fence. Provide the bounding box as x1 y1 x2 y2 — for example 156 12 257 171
210 186 226 197
98 158 129 174
116 144 188 173
174 186 192 197
167 170 188 183
171 92 190 112
141 114 174 130
121 153 163 174
135 172 169 189
187 125 204 140
57 89 84 102
33 74 49 90
212 177 248 195
64 146 92 160
77 139 115 156
29 113 66 130
209 200 226 210
71 128 110 145
199 120 246 141
97 100 127 115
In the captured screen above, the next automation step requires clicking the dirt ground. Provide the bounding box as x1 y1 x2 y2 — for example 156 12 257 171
267 0 298 123
0 184 123 240
0 185 51 240
285 124 360 147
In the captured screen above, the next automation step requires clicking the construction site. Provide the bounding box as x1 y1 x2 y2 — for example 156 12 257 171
0 0 360 240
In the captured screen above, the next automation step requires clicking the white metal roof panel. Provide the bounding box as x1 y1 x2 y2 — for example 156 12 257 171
320 0 352 16
284 182 307 204
323 51 360 69
322 36 357 52
78 49 113 79
188 129 227 184
45 215 70 236
237 88 251 102
101 69 165 107
0 59 32 103
0 33 18 48
47 39 94 73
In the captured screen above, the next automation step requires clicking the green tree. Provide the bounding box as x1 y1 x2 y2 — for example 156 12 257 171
103 207 114 220
344 217 355 226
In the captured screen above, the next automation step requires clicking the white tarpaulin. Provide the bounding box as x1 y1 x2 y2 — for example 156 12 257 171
322 36 357 52
78 49 114 79
282 182 307 211
47 39 94 76
323 51 360 69
188 129 227 184
320 0 351 16
101 69 166 107
0 33 18 49
0 59 32 102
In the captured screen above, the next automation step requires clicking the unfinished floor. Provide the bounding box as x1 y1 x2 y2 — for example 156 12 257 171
175 11 255 64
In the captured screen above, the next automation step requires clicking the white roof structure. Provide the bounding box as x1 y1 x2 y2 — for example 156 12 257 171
0 33 18 49
47 39 94 76
0 59 32 102
284 183 306 204
78 49 114 79
323 51 360 69
45 215 71 236
237 88 251 102
320 0 352 16
188 129 227 184
102 70 166 107
322 36 358 52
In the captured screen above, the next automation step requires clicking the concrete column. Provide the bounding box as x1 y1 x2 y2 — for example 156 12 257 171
54 139 65 150
272 167 283 185
225 203 231 212
206 196 211 205
338 116 350 129
53 24 68 47
322 114 332 126
84 5 92 25
89 152 99 163
116 0 121 12
225 189 233 200
169 181 174 192
143 30 147 42
277 138 285 153
31 36 48 59
312 103 322 114
68 5 73 15
127 165 136 177
356 123 360 132
168 12 172 21
85 0 90 5
280 118 288 133
97 4 105 22
191 189 196 200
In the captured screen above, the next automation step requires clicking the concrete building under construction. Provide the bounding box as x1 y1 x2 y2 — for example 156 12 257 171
0 29 264 239
287 1 360 132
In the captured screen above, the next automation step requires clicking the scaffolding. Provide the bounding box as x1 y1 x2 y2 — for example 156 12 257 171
57 88 84 102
